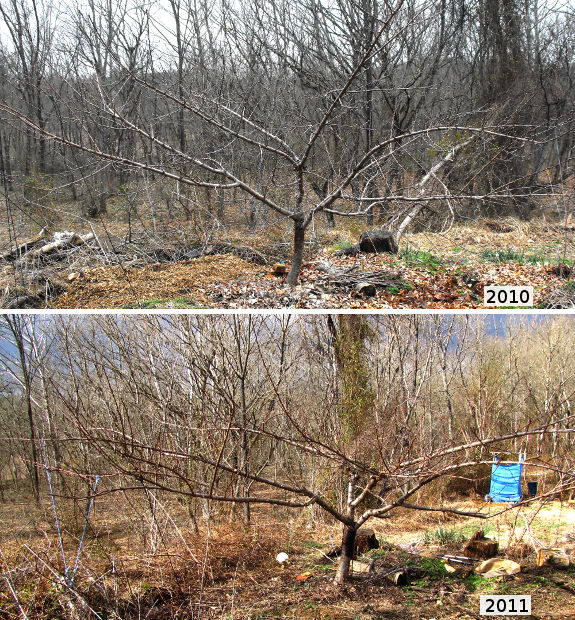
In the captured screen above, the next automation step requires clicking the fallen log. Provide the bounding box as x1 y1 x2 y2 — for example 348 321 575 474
1 228 48 261
33 232 95 256
368 562 411 585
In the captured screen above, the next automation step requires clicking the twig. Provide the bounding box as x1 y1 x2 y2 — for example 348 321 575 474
24 545 103 620
0 549 30 620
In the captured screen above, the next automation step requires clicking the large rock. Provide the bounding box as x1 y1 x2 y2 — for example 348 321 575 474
359 230 398 254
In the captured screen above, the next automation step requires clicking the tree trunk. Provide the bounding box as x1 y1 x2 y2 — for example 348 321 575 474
335 525 357 584
0 131 13 190
335 471 359 584
286 219 305 286
6 317 40 505
217 186 225 219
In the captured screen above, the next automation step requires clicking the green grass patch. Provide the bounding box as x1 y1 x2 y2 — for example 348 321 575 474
331 241 353 251
481 247 545 265
303 540 323 549
387 281 413 295
417 556 449 578
458 524 494 538
422 526 468 545
400 245 443 271
119 297 208 309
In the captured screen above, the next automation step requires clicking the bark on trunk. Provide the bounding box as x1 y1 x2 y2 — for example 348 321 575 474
286 219 305 286
326 210 335 228
335 525 357 583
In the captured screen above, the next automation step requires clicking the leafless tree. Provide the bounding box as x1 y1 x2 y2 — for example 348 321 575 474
2 0 573 283
0 314 565 585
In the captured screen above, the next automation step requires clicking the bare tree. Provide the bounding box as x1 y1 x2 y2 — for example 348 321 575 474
0 316 42 503
6 314 566 586
4 0 571 283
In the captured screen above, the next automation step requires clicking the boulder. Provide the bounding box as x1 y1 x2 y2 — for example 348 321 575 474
359 230 398 254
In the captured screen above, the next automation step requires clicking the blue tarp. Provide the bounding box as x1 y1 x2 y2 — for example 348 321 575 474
487 456 523 502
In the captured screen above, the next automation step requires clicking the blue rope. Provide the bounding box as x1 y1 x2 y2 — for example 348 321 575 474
41 439 68 579
69 475 100 587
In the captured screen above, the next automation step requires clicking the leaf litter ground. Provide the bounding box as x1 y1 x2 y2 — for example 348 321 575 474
4 214 574 309
51 249 570 310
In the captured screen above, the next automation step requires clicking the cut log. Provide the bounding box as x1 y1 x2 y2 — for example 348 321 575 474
368 562 410 585
547 554 570 569
537 548 570 568
359 230 398 254
32 232 95 257
386 569 409 586
463 531 498 559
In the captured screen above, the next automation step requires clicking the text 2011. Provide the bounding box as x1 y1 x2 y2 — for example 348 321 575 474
480 595 531 615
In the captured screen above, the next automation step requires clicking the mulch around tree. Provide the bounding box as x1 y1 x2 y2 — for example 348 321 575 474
49 251 569 309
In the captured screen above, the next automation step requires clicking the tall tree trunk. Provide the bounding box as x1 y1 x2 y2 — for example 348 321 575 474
335 525 357 583
6 317 40 505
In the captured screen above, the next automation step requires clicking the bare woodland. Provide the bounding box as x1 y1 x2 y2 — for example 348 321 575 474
0 314 573 600
0 0 574 286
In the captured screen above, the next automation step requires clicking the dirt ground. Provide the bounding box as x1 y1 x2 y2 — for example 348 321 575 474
1 484 574 620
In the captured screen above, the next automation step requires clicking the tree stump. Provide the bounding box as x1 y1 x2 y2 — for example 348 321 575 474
355 282 376 297
355 528 379 554
359 230 398 254
327 528 380 558
463 531 498 559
